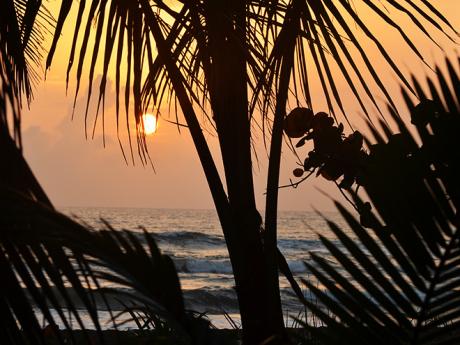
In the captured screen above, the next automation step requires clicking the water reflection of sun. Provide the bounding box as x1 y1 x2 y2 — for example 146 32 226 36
141 113 157 135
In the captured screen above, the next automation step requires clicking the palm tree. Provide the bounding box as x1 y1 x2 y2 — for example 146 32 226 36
2 0 457 344
43 0 458 344
299 58 460 345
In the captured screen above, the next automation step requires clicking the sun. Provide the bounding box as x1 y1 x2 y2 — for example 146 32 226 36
141 113 157 135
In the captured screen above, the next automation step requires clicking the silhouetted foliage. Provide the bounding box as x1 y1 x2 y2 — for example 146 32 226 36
284 107 366 189
45 2 457 343
2 2 203 343
1 1 459 344
297 58 460 345
0 187 214 345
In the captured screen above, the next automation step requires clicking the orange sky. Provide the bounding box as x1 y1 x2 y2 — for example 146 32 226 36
22 0 460 210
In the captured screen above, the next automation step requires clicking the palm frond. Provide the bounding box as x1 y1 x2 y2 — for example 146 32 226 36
0 189 103 345
0 186 208 345
46 0 457 157
0 0 51 148
302 57 460 345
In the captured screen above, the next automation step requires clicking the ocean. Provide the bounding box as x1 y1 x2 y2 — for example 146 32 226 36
59 207 351 329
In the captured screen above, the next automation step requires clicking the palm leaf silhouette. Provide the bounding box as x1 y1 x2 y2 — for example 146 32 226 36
302 57 460 345
2 3 200 344
0 2 206 344
1 0 51 147
1 186 205 345
45 5 457 342
3 1 458 343
47 0 458 155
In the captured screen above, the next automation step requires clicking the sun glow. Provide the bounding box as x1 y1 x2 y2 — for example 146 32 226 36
142 113 158 135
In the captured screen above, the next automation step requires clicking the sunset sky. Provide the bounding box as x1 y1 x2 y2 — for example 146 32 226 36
22 0 460 211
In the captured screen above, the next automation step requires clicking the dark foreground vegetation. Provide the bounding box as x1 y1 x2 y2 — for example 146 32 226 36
2 60 459 345
25 325 460 345
28 328 316 345
39 329 240 345
287 58 460 345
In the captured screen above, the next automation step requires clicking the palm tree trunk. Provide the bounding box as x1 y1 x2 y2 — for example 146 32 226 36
204 2 284 343
143 1 285 342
